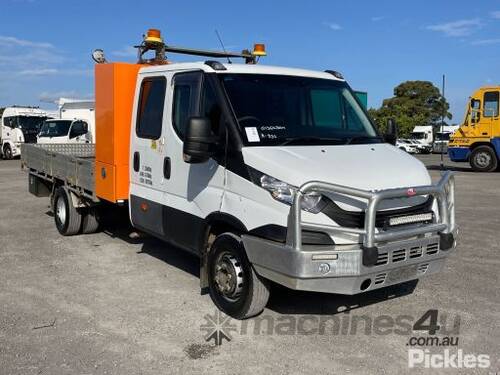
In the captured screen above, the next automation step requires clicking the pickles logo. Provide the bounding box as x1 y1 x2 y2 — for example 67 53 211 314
408 349 490 369
200 310 237 346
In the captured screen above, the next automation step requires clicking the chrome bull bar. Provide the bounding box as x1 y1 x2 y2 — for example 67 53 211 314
286 171 455 266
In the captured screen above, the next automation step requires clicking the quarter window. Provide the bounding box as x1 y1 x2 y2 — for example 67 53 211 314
483 91 499 117
136 77 166 139
172 72 202 138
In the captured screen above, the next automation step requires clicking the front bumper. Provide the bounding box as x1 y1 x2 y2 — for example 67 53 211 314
448 147 470 162
243 172 456 294
243 234 449 294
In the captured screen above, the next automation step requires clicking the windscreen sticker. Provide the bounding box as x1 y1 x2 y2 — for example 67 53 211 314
245 127 260 142
259 125 286 140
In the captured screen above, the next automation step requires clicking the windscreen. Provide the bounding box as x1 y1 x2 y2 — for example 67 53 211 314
221 74 379 146
4 116 47 131
410 132 426 140
39 120 72 137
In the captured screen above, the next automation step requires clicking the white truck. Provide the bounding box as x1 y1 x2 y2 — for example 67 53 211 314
1 106 48 159
37 100 95 144
21 30 457 319
410 126 433 154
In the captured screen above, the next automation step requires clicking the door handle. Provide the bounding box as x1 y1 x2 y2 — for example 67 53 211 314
133 151 140 172
163 157 171 179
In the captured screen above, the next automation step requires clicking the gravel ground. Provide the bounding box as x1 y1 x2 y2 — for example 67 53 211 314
0 154 499 374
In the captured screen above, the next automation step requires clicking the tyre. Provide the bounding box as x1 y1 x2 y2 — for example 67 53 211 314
207 233 270 319
82 207 100 234
470 146 498 172
54 187 82 235
3 144 13 160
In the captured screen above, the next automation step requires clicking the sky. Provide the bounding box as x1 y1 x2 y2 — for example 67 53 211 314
1 0 500 123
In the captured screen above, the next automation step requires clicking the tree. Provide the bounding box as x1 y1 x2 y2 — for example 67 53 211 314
368 81 452 137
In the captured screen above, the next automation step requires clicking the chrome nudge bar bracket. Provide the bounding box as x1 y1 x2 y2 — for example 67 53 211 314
286 171 455 267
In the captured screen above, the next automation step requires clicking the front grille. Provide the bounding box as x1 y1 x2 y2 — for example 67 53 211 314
409 246 423 258
374 242 439 267
426 243 439 255
392 249 406 262
374 273 387 285
321 196 434 229
376 252 389 266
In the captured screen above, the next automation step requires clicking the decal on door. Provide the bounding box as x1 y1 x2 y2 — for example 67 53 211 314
139 165 153 186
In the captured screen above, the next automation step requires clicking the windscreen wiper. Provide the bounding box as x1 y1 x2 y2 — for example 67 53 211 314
280 137 345 146
344 135 384 145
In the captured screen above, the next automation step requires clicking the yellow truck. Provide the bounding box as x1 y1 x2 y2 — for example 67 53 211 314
448 86 500 172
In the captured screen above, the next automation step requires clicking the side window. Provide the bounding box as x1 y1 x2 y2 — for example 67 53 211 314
4 117 17 128
310 89 343 128
136 77 166 139
483 91 499 117
172 71 202 138
471 99 481 123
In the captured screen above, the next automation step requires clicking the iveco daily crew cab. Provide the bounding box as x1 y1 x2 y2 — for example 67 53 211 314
22 30 457 319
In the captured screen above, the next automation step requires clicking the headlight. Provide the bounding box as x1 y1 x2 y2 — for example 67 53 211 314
251 170 325 214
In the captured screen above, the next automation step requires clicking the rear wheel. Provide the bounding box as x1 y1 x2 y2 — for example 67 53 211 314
82 207 100 234
470 146 498 172
54 187 82 235
207 233 270 319
3 144 13 160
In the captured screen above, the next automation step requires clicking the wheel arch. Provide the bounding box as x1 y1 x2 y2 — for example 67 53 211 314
199 212 248 290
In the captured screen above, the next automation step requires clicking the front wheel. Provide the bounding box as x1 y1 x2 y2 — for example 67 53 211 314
3 144 13 160
470 146 498 172
207 233 270 319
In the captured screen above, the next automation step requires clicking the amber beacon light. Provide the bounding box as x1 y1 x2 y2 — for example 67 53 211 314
145 29 163 44
252 43 267 56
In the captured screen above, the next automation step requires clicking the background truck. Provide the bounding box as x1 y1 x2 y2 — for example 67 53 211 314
1 106 48 159
449 86 500 172
37 100 95 144
432 126 459 154
21 29 457 319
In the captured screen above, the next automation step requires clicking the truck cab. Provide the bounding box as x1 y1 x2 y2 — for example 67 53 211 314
1 106 48 159
37 119 91 144
126 61 456 318
410 125 433 153
449 86 500 171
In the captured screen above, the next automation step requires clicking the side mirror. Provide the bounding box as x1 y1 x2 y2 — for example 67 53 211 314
385 118 398 145
69 121 88 139
183 117 218 164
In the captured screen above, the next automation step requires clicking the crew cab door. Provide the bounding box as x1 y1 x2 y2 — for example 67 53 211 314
481 91 499 137
160 70 226 251
129 74 169 235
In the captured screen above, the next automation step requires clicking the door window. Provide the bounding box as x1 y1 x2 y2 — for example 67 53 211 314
172 72 202 138
136 77 167 139
483 91 499 117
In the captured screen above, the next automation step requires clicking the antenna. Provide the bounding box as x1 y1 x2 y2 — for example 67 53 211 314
440 74 445 170
215 30 232 64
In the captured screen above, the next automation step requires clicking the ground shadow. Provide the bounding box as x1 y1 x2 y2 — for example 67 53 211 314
82 203 419 315
266 280 418 316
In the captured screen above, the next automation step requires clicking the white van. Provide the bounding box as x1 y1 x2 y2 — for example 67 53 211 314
37 100 95 144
